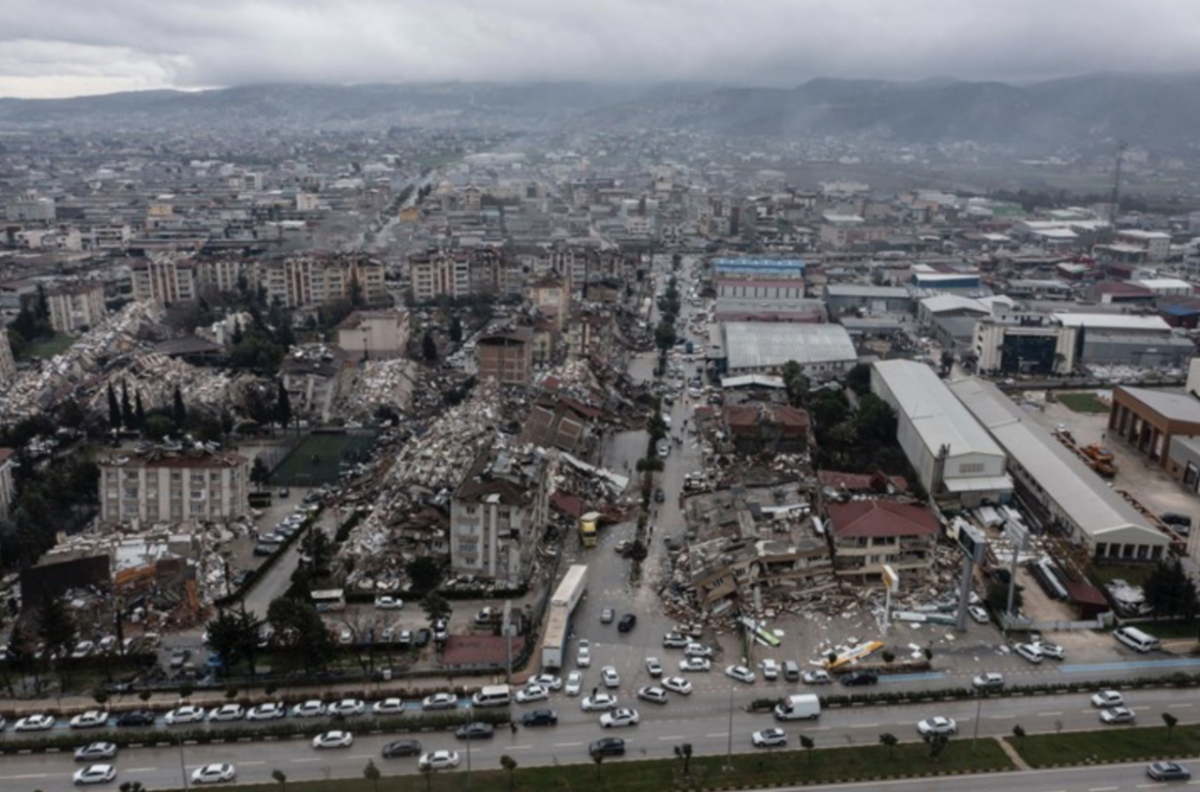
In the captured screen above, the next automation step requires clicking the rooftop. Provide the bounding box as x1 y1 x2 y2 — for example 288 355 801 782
826 500 939 538
1052 313 1171 332
1117 386 1200 424
722 322 856 371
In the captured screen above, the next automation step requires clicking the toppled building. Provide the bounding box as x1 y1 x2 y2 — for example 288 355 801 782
450 446 554 586
281 344 354 421
722 403 809 456
825 499 940 587
99 445 250 527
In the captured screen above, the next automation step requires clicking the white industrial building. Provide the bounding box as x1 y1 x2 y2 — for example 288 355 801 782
870 360 1011 506
949 377 1170 562
721 322 857 381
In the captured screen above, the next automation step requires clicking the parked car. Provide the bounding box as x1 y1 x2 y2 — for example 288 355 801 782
374 595 404 610
840 671 878 686
247 703 286 721
169 649 192 669
381 739 422 758
165 706 206 725
600 708 640 728
327 698 366 717
601 666 621 688
565 671 583 697
725 665 756 684
752 728 788 748
684 643 714 658
418 750 460 770
802 670 832 685
760 659 780 680
73 765 117 786
70 711 110 729
1035 641 1066 660
421 692 458 711
74 743 118 762
521 709 558 727
600 608 615 624
968 605 990 624
207 704 245 722
191 763 236 784
372 698 405 715
529 673 562 691
291 700 325 718
662 676 693 695
312 731 354 749
577 639 592 668
115 710 156 728
15 714 55 731
581 692 618 711
653 488 665 503
516 684 549 704
637 686 669 705
663 632 690 648
1014 643 1044 664
679 657 711 672
645 657 663 677
454 722 495 740
972 673 1005 690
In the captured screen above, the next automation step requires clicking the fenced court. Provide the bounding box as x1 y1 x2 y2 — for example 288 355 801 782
271 431 377 486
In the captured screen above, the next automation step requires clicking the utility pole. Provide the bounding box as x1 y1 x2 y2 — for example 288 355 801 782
971 689 984 756
724 683 735 771
178 732 189 790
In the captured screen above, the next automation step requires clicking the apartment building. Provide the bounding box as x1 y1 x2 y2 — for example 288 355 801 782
477 328 533 386
826 499 940 587
260 254 386 309
0 448 14 522
408 250 471 303
45 282 106 333
335 310 410 361
100 448 250 525
526 275 570 331
449 448 552 586
131 255 198 303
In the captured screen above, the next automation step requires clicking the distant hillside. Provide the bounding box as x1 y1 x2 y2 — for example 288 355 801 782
2 74 1199 153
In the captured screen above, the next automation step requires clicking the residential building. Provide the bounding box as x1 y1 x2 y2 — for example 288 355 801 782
335 310 410 361
0 448 14 522
721 403 809 455
280 344 354 421
870 360 1011 505
449 447 553 586
1117 230 1171 261
130 255 197 303
719 322 857 381
408 249 471 303
0 327 15 384
477 328 533 386
5 191 55 224
526 275 570 330
45 282 106 334
825 499 940 586
99 447 250 525
261 254 386 309
949 377 1169 562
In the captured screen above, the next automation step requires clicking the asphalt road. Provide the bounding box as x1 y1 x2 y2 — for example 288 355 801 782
3 684 1197 791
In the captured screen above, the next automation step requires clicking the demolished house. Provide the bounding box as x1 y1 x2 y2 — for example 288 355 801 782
721 403 810 456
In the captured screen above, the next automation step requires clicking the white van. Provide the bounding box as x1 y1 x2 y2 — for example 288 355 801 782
1114 626 1160 653
471 684 511 707
774 693 821 721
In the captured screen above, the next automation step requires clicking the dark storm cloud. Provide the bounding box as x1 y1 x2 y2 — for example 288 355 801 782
2 0 1199 97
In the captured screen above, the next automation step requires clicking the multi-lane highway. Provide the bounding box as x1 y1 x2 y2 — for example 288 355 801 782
1 684 1196 791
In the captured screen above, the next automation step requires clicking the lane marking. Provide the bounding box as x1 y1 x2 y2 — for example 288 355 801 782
1089 787 1119 791
290 758 321 763
7 775 49 780
1036 711 1063 716
705 732 728 738
658 735 686 740
1168 703 1194 709
127 767 157 773
552 742 582 747
241 762 266 766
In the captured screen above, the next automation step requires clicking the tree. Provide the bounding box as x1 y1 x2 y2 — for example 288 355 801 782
800 734 815 764
1012 724 1026 750
422 591 452 628
1144 557 1199 620
986 579 1021 615
275 380 292 432
654 321 676 356
673 742 693 775
879 732 898 759
120 381 133 428
250 457 271 489
1163 712 1179 741
107 383 121 430
407 557 443 595
422 331 438 363
349 274 365 308
881 650 895 665
781 361 810 406
301 528 333 577
500 754 518 791
134 392 146 430
593 751 604 781
205 609 263 677
172 385 187 429
38 597 76 669
846 362 872 395
924 731 950 762
266 597 333 673
271 768 287 791
449 316 463 344
144 415 174 441
363 759 381 792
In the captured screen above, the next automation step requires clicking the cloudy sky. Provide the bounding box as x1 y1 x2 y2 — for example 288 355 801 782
2 0 1198 98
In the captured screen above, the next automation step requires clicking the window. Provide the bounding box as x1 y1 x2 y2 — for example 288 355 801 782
959 463 985 474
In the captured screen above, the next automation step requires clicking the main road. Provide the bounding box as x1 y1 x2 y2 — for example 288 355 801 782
2 684 1195 791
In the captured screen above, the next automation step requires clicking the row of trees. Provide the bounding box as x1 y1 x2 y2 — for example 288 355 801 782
6 284 54 356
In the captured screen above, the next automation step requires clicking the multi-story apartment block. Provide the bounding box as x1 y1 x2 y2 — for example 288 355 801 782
826 499 940 587
130 255 198 303
449 448 552 586
45 282 107 333
0 448 14 523
526 275 570 331
408 250 471 303
261 255 386 309
477 328 533 386
335 310 410 361
100 448 250 525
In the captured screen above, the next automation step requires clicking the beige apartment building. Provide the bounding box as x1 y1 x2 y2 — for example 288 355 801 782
46 282 106 333
100 448 250 525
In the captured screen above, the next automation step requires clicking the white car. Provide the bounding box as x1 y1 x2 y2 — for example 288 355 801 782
312 730 354 749
165 705 207 725
374 595 404 610
246 703 286 721
207 704 245 722
72 641 96 659
972 672 1004 690
968 605 990 624
663 632 691 648
1014 643 1044 664
529 673 562 691
73 765 116 786
645 657 664 677
760 659 779 680
1035 642 1066 660
15 714 55 731
600 708 641 728
422 692 458 711
637 686 669 705
70 711 110 729
418 750 460 770
75 742 118 762
725 665 756 684
581 692 618 711
576 639 592 668
752 728 787 748
1100 706 1136 724
373 698 405 715
802 670 833 685
1092 690 1125 708
684 643 714 658
662 676 693 695
601 665 620 688
327 698 366 716
191 763 236 784
565 671 584 697
679 657 711 672
516 684 550 704
917 717 958 736
291 700 325 718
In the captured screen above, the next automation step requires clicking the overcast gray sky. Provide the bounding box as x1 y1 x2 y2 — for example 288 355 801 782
2 0 1198 98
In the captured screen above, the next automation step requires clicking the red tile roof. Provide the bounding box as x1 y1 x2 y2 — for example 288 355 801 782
826 500 939 538
819 470 908 493
0 448 14 464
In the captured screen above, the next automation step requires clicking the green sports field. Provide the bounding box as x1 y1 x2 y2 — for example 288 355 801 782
271 432 377 486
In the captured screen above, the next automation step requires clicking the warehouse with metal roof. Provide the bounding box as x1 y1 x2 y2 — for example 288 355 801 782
949 377 1169 562
721 322 857 381
870 360 1011 506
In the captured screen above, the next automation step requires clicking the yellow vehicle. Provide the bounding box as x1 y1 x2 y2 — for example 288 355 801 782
579 511 600 548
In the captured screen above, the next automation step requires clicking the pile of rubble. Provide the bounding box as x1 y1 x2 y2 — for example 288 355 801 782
345 357 418 417
0 301 164 425
110 352 236 411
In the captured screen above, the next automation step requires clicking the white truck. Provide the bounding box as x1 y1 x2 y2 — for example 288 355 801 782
774 693 821 721
541 565 588 670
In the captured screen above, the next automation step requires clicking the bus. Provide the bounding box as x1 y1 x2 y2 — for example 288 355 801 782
311 589 346 613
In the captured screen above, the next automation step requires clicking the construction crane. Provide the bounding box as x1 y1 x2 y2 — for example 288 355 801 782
1107 139 1128 230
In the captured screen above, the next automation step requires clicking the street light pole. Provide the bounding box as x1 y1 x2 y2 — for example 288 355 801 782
971 689 984 756
725 683 734 771
178 732 189 790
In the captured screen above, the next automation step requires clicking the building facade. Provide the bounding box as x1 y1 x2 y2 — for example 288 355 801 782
100 449 250 525
826 499 940 587
335 310 410 361
131 255 198 303
477 328 533 386
46 282 107 334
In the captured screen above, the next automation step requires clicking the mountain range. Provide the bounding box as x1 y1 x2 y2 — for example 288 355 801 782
1 73 1198 153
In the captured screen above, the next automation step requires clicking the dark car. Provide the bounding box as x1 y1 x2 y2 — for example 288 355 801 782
1147 761 1191 781
414 629 431 647
522 709 558 727
589 737 626 757
454 722 495 740
116 710 157 727
381 739 422 758
840 671 879 687
653 488 665 503
617 614 637 633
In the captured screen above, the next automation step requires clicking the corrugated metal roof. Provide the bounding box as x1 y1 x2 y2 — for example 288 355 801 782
1053 313 1171 331
723 322 856 370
